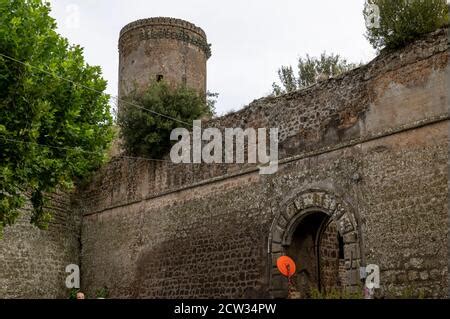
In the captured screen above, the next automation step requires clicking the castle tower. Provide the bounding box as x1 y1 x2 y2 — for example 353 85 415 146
118 17 211 104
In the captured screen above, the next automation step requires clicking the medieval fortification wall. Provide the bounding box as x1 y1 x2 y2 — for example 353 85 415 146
79 28 449 298
0 23 448 299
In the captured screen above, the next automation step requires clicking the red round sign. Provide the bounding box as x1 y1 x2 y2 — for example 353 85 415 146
276 256 296 277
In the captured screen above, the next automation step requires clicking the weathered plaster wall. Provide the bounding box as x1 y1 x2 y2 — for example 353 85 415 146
79 28 449 298
0 192 81 298
319 221 342 293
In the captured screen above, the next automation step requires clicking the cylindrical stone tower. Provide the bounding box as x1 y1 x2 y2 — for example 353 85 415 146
118 17 210 104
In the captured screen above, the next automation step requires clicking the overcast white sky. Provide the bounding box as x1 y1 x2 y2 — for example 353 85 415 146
48 0 376 115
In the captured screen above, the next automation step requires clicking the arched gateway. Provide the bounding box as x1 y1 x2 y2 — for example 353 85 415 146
268 188 365 298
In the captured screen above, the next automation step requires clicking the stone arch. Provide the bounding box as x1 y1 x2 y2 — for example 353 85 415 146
268 188 364 298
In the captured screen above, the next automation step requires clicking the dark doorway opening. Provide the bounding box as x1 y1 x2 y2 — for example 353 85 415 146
285 211 345 298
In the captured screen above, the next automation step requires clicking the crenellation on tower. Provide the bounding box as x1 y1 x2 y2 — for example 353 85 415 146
119 17 208 42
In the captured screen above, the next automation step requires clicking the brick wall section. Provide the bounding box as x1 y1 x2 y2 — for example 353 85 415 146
338 260 347 288
0 191 81 298
78 28 449 298
80 121 448 298
319 221 341 292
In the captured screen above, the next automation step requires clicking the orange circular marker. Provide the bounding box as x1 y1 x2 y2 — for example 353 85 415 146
277 256 296 277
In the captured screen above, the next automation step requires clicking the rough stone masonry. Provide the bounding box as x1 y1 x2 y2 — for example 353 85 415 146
0 18 448 299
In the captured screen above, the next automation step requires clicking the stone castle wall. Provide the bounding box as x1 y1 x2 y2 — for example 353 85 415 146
319 221 341 293
78 28 449 298
0 28 448 299
0 192 81 298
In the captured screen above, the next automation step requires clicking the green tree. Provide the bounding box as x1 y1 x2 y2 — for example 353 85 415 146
272 53 360 96
118 81 213 159
364 0 449 51
0 0 114 234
